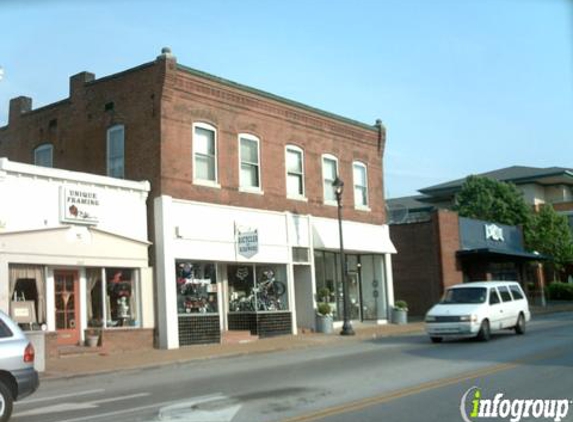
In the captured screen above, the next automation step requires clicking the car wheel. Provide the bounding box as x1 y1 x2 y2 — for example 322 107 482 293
477 319 491 342
0 380 14 422
430 336 443 343
515 313 526 335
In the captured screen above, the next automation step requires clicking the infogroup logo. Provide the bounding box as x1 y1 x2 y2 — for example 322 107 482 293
460 387 571 422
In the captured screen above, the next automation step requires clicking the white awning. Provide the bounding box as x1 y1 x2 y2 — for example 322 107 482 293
312 217 397 254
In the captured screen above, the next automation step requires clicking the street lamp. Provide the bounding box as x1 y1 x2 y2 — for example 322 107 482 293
332 177 355 336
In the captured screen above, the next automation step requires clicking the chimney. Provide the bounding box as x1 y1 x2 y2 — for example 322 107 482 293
69 71 95 98
9 96 32 124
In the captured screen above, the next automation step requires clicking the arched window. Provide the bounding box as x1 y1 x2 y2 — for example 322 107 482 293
193 122 218 185
34 143 53 168
322 154 339 204
286 145 305 198
239 133 261 191
107 125 125 178
353 161 369 209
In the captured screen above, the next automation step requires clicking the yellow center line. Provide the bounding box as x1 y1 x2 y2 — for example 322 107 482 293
280 347 570 422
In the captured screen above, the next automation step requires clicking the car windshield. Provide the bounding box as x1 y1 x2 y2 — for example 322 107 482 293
440 287 487 304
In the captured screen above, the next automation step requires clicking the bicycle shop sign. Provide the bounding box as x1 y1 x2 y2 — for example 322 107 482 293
236 226 259 258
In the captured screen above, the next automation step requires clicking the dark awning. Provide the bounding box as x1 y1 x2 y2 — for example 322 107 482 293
456 248 549 261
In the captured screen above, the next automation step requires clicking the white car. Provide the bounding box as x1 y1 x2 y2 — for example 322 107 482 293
425 281 530 343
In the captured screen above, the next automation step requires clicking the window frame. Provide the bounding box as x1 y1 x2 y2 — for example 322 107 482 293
352 161 370 210
238 133 262 193
106 125 125 179
192 122 219 187
321 154 339 206
285 145 306 200
34 143 53 168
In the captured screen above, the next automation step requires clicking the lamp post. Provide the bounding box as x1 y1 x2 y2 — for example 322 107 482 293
332 177 355 336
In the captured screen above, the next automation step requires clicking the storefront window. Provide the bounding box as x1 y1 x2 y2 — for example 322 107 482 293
8 265 45 328
228 264 288 312
314 251 341 321
176 261 218 314
105 268 139 327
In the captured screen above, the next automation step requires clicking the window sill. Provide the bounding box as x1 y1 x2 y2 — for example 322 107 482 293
287 195 308 202
194 179 221 189
324 200 338 207
355 205 371 212
239 187 264 195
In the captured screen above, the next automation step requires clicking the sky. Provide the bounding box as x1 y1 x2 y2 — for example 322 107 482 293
0 0 571 198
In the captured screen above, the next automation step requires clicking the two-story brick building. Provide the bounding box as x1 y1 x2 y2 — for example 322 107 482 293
0 48 396 349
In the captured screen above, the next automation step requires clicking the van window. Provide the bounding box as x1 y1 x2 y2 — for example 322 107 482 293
509 285 524 300
498 286 513 302
489 289 501 305
441 287 487 304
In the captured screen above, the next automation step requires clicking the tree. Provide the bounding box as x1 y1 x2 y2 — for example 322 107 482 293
453 175 531 227
525 205 573 281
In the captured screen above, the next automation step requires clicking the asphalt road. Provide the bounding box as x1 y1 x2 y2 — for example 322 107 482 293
12 312 573 422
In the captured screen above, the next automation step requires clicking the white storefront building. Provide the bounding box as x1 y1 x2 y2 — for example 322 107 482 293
0 158 154 356
154 196 396 349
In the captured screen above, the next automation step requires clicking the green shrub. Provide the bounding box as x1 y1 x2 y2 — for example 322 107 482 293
317 302 332 316
394 300 408 311
317 287 330 302
546 282 573 301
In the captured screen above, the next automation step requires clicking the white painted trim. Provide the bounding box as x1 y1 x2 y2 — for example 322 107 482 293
0 158 150 191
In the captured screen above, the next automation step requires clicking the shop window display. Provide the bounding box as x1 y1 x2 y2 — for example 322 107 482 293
105 268 139 327
176 262 218 314
228 264 288 312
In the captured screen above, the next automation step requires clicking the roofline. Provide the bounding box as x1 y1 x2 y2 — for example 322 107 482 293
0 158 150 192
420 168 573 195
177 64 378 132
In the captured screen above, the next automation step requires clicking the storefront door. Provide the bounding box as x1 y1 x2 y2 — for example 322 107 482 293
54 271 80 345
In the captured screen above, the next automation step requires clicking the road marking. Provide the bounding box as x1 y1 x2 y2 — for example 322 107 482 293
13 393 150 417
281 346 571 422
158 394 241 421
47 394 226 422
15 389 106 405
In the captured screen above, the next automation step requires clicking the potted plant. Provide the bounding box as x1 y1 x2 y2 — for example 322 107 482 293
85 327 101 348
315 288 334 334
392 300 408 325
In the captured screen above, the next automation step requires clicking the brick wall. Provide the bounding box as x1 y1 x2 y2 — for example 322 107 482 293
391 210 463 316
0 52 386 226
101 328 154 353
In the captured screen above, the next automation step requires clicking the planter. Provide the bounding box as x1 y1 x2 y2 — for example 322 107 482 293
315 314 333 334
85 335 100 348
392 308 408 325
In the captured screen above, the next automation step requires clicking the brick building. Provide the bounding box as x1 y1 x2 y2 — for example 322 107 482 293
0 48 396 349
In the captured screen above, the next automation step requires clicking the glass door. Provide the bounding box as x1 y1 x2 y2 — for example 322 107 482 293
347 272 361 320
54 271 80 345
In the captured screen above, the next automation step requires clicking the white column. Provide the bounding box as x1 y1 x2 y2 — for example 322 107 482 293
154 195 179 349
45 268 55 332
79 267 87 341
384 253 395 320
0 258 8 313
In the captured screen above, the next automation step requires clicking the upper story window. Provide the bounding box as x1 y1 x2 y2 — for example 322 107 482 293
353 162 369 209
322 154 338 204
193 123 218 185
107 125 125 178
239 134 261 191
286 145 305 198
34 143 53 168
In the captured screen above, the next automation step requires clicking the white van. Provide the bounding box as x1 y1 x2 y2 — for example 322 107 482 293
425 281 530 343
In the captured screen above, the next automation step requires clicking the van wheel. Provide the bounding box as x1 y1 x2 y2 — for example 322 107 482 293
430 337 443 343
477 320 491 342
0 380 14 422
515 313 526 335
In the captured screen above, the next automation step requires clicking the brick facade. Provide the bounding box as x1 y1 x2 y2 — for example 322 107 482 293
391 210 463 316
0 51 386 227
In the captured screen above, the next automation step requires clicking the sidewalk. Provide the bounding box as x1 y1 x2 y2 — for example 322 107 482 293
41 303 573 381
42 322 424 381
